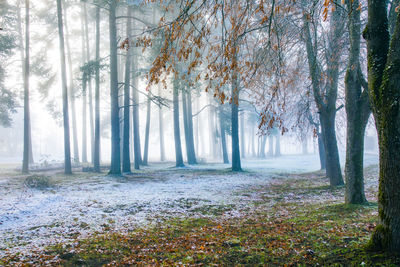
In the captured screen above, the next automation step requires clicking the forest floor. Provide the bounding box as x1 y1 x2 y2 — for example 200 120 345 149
1 153 399 266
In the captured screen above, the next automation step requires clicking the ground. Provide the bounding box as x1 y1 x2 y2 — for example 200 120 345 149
1 154 399 266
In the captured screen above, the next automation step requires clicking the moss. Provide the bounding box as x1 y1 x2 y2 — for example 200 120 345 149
366 224 391 251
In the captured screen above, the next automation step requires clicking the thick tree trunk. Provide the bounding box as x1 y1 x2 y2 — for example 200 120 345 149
122 8 132 173
22 0 30 174
142 93 151 165
93 6 100 172
56 0 72 174
365 0 400 253
158 85 165 161
65 1 79 163
173 78 184 167
108 0 121 175
344 0 370 204
219 105 229 164
132 52 142 169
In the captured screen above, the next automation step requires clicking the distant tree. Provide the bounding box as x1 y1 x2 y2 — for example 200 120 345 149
56 0 72 174
108 0 121 175
21 0 30 173
93 5 101 172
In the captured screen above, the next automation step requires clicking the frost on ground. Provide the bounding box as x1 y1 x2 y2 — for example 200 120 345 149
0 154 378 257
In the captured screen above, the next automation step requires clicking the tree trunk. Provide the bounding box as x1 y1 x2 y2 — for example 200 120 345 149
132 52 142 169
83 2 94 162
122 7 132 173
142 92 151 165
22 0 30 174
219 105 229 164
93 6 100 172
56 0 72 174
81 75 88 163
158 85 165 161
240 111 245 159
344 0 370 204
275 134 281 156
65 2 79 163
365 0 400 253
267 135 273 157
231 56 241 171
182 89 197 164
317 131 326 170
108 0 121 175
173 78 184 167
302 137 308 154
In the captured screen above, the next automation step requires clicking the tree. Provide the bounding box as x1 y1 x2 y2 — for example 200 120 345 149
173 77 184 167
344 0 370 204
93 5 101 172
303 4 345 186
56 0 72 174
122 7 132 173
108 0 121 175
64 0 80 164
22 0 30 174
364 0 400 253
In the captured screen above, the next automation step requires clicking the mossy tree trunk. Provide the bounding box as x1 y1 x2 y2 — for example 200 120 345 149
364 0 400 253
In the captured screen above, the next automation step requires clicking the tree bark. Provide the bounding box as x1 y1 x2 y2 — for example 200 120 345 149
132 51 142 169
317 130 326 170
83 2 94 162
240 111 245 159
56 0 72 174
365 0 400 253
344 0 370 204
65 2 79 163
267 135 273 157
182 89 197 164
122 7 132 173
158 85 165 161
22 0 30 174
219 105 229 164
173 78 184 167
93 6 100 172
81 75 88 163
108 0 121 175
231 51 241 171
142 92 151 165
